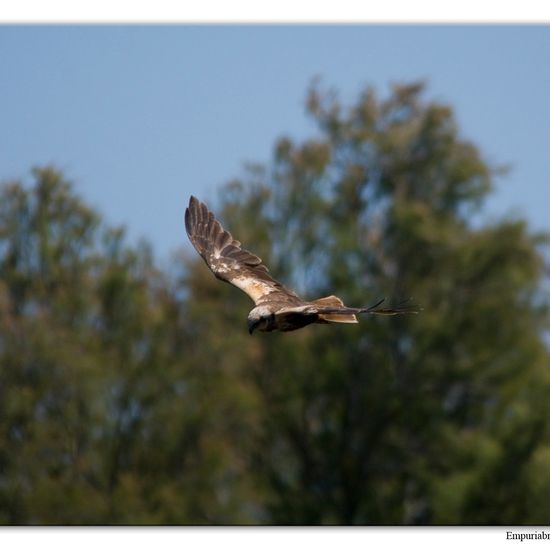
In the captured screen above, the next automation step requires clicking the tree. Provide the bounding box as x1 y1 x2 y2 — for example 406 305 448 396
0 168 254 524
1 80 549 525
182 80 550 524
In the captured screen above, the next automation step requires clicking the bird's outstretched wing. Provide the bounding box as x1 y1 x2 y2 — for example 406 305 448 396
278 297 422 316
185 196 299 305
309 298 421 317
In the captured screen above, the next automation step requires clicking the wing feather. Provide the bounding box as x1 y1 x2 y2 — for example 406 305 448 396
275 299 419 317
310 298 420 316
185 196 300 305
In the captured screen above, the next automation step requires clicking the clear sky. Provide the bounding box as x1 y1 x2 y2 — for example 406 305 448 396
2 25 549 263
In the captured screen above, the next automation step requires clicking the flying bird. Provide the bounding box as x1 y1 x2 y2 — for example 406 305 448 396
185 196 418 334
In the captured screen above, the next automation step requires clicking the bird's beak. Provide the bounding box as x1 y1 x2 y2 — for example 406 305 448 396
248 320 258 335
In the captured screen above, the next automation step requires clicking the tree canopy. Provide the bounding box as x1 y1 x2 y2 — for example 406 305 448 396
1 81 549 525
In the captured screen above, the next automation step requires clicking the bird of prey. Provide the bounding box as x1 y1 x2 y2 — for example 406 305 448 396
185 196 418 334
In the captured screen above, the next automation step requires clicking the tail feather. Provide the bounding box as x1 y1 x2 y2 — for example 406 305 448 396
312 296 421 321
311 295 346 308
312 295 358 324
318 313 358 324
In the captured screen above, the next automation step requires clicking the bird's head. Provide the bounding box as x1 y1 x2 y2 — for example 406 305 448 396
247 306 275 335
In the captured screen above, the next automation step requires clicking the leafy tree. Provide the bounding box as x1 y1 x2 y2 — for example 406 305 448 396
0 168 254 524
1 80 549 525
183 81 550 524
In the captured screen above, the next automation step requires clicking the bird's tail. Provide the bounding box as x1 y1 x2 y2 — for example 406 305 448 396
312 295 358 324
312 296 421 322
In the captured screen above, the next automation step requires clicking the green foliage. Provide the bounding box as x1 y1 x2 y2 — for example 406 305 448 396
0 168 256 524
1 81 549 525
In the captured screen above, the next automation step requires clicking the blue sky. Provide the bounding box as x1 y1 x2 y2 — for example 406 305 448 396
2 25 549 263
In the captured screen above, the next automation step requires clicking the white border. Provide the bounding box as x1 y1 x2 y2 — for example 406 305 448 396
0 526 540 550
1 0 550 23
